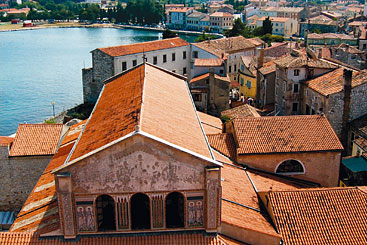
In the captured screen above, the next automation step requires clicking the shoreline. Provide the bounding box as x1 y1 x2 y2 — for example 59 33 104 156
0 22 223 37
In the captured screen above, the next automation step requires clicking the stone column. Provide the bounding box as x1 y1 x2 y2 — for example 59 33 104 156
205 167 221 233
56 173 76 239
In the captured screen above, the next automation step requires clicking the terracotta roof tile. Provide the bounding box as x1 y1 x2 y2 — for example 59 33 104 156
210 12 233 17
140 64 213 159
232 115 343 154
69 63 214 163
197 111 223 135
247 37 265 46
221 104 260 120
190 73 230 83
354 137 367 151
9 124 63 157
194 58 224 67
258 16 290 22
98 37 189 57
0 136 14 147
259 60 276 75
268 187 367 244
0 232 229 244
306 68 367 96
168 7 194 13
274 54 337 69
10 143 74 234
68 65 143 162
264 43 289 58
207 133 236 159
60 119 87 146
193 36 256 58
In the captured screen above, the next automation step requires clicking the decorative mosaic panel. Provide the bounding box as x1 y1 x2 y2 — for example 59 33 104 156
187 196 204 227
75 201 96 232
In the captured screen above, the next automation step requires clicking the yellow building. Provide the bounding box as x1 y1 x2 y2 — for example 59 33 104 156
238 56 257 100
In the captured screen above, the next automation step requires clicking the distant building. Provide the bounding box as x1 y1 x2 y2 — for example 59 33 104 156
82 37 190 103
258 6 306 21
189 70 230 115
255 16 299 37
300 15 338 37
307 33 357 47
209 12 234 33
186 10 208 31
166 7 194 29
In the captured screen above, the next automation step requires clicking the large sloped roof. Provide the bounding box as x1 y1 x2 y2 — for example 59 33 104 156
9 124 63 157
65 63 215 167
97 37 189 57
306 68 367 96
232 115 343 154
268 187 367 245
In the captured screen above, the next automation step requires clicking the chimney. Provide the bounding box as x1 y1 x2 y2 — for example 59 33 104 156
340 69 352 153
257 48 264 69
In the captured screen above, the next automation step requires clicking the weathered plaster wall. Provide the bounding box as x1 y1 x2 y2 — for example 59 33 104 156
67 135 210 194
238 151 341 187
0 147 51 211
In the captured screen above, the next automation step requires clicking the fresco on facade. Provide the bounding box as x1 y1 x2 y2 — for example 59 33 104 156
187 197 203 227
76 205 96 232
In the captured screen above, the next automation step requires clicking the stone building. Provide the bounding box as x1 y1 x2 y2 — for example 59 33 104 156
82 37 190 103
0 124 62 211
5 63 367 244
189 70 230 116
300 15 338 37
274 51 337 116
304 68 367 150
209 12 234 33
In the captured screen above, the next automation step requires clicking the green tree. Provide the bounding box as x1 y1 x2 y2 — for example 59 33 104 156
252 26 263 36
195 31 218 42
162 29 177 39
262 16 272 35
223 18 245 37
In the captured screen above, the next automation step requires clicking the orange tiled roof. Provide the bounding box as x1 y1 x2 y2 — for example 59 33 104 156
68 63 214 163
194 58 224 67
210 11 233 17
10 143 74 234
354 137 367 151
232 115 343 154
268 187 367 244
306 68 367 96
0 232 231 244
221 104 260 120
168 7 194 13
60 119 87 146
193 36 257 58
274 54 337 69
190 73 230 83
197 111 223 135
207 133 236 160
98 37 189 57
0 136 14 147
9 124 63 157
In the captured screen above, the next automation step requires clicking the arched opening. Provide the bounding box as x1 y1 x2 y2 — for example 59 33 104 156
96 195 116 231
166 192 185 228
131 193 151 230
276 159 305 174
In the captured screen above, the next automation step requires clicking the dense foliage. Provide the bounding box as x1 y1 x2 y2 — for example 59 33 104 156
162 29 177 38
194 31 219 42
223 18 284 44
1 0 165 24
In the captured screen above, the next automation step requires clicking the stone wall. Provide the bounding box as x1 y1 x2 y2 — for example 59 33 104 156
82 50 114 104
0 146 52 211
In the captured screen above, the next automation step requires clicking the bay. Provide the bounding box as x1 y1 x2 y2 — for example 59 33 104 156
0 27 196 135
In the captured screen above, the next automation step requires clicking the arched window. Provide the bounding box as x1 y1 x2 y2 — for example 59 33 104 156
166 192 185 228
276 159 305 174
131 193 151 230
96 195 116 231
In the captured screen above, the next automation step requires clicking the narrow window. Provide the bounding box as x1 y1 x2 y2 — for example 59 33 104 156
234 65 237 72
96 195 116 231
153 56 158 65
294 69 300 76
132 60 137 67
292 102 298 112
172 53 176 61
122 62 127 71
193 51 198 58
193 94 202 101
183 67 187 75
183 51 187 59
131 193 151 230
163 54 167 63
293 83 299 93
166 192 185 228
283 81 287 92
220 69 224 74
229 65 232 73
